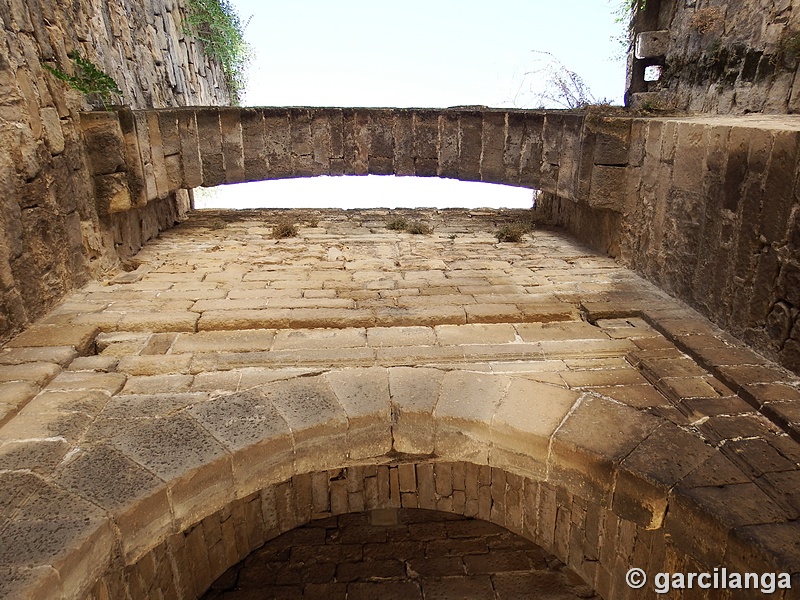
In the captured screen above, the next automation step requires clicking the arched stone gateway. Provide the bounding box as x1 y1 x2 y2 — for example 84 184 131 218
200 508 598 599
3 360 799 599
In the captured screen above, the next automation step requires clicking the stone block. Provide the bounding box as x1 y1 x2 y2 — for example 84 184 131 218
635 30 669 59
325 367 392 459
156 110 181 157
412 110 438 162
465 304 522 324
239 108 268 181
664 483 789 566
761 129 800 244
515 321 608 342
435 323 516 346
374 306 466 327
117 312 198 333
504 112 525 183
349 110 371 175
40 107 64 155
612 423 715 529
7 323 97 354
172 329 275 354
116 355 191 376
219 108 245 184
145 111 169 199
672 122 707 193
366 326 435 347
480 112 506 183
262 109 292 178
80 111 126 175
518 112 544 187
392 111 415 176
289 109 314 176
368 110 394 166
389 367 444 455
178 110 202 188
310 109 332 176
0 362 60 386
191 388 295 496
549 396 660 505
55 444 172 563
196 109 224 186
434 371 507 463
588 165 626 210
438 112 459 179
556 116 583 200
589 116 631 166
260 376 348 473
0 566 63 600
459 112 483 181
94 172 132 215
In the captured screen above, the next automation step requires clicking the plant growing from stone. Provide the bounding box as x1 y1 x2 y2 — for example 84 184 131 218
42 52 122 110
495 224 530 243
385 217 409 231
609 0 647 61
406 221 432 235
272 221 298 239
184 0 252 105
515 51 612 109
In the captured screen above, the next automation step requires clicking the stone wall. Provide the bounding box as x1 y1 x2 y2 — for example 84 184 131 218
628 0 800 113
0 0 229 344
535 115 800 376
95 106 800 375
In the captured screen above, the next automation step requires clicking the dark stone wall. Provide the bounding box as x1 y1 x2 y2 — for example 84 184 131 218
627 0 800 114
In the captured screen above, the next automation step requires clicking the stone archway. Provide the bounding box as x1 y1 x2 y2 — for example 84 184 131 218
201 508 598 599
3 209 800 600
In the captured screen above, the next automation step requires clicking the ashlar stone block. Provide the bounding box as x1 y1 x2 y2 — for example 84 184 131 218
434 371 509 463
325 367 391 460
389 366 445 455
188 387 294 497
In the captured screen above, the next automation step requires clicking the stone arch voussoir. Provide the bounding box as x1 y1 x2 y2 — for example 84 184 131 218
10 368 794 599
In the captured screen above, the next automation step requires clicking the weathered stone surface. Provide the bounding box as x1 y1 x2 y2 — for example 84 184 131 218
260 376 349 472
325 367 392 459
188 388 294 496
3 203 800 597
389 367 444 455
490 379 578 479
549 396 661 504
434 371 509 463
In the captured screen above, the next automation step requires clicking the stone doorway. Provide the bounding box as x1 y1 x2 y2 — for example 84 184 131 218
202 508 597 599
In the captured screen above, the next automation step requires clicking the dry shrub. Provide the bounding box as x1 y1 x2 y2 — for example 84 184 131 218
386 217 409 231
495 224 530 243
271 221 298 239
406 221 432 235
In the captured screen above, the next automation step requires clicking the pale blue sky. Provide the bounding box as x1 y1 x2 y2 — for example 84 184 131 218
196 0 628 209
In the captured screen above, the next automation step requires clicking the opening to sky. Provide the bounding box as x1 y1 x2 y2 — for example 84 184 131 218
201 0 627 210
194 177 536 210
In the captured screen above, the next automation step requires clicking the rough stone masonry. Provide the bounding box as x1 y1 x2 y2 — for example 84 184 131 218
2 0 800 598
1 209 800 599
